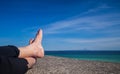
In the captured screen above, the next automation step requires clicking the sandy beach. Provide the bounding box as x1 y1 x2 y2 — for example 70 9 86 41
26 56 120 74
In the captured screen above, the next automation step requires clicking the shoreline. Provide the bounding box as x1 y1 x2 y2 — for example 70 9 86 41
47 55 120 63
26 56 120 74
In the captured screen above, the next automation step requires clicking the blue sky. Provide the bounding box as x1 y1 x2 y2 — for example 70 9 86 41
0 0 120 51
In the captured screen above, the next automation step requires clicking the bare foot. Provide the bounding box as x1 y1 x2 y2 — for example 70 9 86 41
24 39 36 69
18 29 44 58
29 29 44 58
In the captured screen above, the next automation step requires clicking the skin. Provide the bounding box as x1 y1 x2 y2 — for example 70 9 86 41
18 29 44 68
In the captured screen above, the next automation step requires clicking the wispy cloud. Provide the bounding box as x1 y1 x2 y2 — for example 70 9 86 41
42 37 120 50
22 4 120 35
64 37 120 44
79 4 112 16
21 4 120 50
44 5 120 34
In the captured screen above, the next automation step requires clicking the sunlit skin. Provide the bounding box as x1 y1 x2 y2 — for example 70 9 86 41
18 29 44 58
18 29 44 68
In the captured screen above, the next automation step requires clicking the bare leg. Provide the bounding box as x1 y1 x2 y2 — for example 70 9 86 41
24 39 36 69
24 57 36 69
18 29 44 58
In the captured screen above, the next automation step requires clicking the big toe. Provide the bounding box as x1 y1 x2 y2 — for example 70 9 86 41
34 29 43 43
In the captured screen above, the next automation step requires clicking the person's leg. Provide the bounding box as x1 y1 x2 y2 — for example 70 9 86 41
0 56 28 74
0 29 44 74
0 44 37 69
18 29 44 58
0 39 37 74
24 57 36 69
0 29 44 58
24 39 37 69
0 45 19 57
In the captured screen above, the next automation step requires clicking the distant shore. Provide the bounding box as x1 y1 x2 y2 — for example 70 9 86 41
26 56 120 74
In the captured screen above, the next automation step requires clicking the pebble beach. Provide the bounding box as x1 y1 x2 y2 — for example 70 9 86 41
26 56 120 74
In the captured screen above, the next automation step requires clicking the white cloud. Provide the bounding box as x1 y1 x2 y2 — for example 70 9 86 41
22 4 120 35
42 4 120 34
64 37 120 44
21 4 120 50
79 4 112 16
43 37 120 50
44 8 120 34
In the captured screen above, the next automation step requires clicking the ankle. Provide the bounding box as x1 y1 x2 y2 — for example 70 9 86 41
25 57 36 68
26 44 36 57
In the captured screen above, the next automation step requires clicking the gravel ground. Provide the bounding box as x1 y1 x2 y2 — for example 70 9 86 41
26 56 120 74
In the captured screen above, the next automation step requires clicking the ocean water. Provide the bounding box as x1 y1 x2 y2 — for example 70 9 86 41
45 51 120 63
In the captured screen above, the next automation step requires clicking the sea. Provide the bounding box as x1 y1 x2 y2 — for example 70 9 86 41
45 50 120 63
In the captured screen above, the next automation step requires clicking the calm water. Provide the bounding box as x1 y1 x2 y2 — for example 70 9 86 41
45 51 120 63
